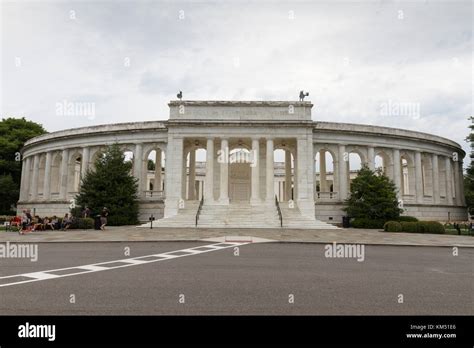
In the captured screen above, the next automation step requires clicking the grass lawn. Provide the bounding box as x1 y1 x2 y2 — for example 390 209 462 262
444 228 472 236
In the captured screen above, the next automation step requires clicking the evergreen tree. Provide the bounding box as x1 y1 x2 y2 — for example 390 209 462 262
343 165 402 221
75 144 139 225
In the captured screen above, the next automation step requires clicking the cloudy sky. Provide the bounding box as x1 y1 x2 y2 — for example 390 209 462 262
1 0 472 160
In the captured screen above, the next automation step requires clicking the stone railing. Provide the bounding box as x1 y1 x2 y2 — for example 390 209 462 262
143 190 165 200
315 191 338 201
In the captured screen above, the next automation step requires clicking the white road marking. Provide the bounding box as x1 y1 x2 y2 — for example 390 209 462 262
0 242 248 288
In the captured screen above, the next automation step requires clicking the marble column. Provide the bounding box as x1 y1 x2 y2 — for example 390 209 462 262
453 157 463 206
154 150 162 192
432 154 440 204
266 138 274 201
134 143 143 197
188 148 196 200
204 138 214 202
319 149 327 192
250 138 260 204
219 139 229 204
393 149 401 198
164 137 183 217
367 146 375 170
42 151 52 200
285 149 292 201
181 149 187 200
445 157 453 205
59 149 69 200
81 147 90 178
415 151 423 204
338 145 348 200
21 157 31 201
30 154 40 201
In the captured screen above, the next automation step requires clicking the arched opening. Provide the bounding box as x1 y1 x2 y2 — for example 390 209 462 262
274 149 287 202
400 153 415 200
374 150 392 178
123 149 134 175
183 147 202 200
194 148 206 200
315 149 336 200
348 152 363 190
144 147 166 199
375 155 384 173
89 148 105 171
68 152 82 194
229 147 252 202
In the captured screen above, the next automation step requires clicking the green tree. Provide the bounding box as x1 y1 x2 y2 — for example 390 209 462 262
147 159 155 171
464 116 474 214
75 144 139 225
343 165 403 221
0 175 19 214
0 117 47 212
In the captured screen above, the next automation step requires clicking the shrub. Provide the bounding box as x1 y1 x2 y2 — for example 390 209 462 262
397 216 419 222
400 221 420 233
383 221 402 232
351 218 385 229
418 221 445 234
398 221 445 234
70 218 94 230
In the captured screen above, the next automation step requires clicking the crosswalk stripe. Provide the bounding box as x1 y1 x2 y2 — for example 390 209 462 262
0 242 249 288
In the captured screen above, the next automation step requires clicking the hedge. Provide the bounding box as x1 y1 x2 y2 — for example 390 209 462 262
351 218 386 229
383 221 402 232
397 216 419 222
70 218 94 230
417 221 445 234
384 221 445 234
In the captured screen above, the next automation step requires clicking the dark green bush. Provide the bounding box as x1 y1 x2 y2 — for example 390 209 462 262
70 218 94 230
383 221 402 232
107 215 137 226
398 221 445 234
351 218 385 229
418 221 445 234
397 216 419 222
400 221 420 233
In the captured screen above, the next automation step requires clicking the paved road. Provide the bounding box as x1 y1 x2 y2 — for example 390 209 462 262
0 242 472 315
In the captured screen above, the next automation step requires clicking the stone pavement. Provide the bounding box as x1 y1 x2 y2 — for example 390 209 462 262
0 226 473 247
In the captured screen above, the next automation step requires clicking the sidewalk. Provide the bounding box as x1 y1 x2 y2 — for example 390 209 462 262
1 226 473 247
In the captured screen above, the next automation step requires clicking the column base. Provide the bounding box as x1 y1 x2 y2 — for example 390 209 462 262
250 198 262 206
218 198 230 205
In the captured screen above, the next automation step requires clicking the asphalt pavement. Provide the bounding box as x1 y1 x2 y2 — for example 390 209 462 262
0 242 472 315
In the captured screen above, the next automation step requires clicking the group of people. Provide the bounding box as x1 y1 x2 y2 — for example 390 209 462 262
18 209 74 234
14 207 109 234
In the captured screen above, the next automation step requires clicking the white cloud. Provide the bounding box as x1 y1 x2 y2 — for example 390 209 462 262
1 0 471 159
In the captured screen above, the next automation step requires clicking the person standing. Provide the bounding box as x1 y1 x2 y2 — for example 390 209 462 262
100 207 109 231
82 206 91 218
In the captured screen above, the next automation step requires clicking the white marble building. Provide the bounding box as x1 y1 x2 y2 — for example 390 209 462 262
17 100 467 227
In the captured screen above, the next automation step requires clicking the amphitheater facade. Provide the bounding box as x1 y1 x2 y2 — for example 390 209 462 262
17 101 467 227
